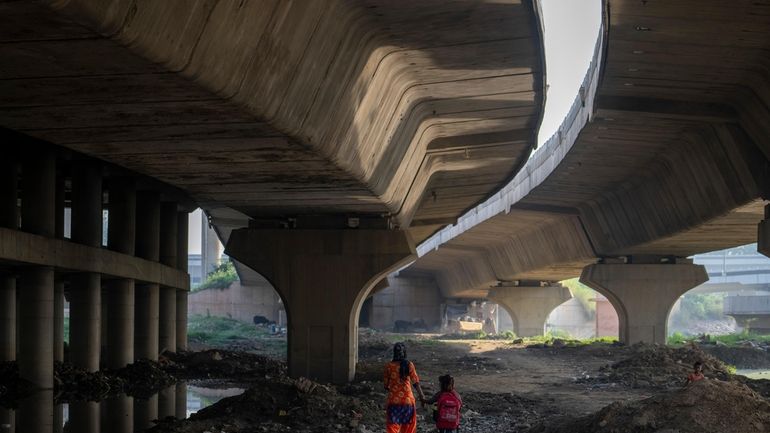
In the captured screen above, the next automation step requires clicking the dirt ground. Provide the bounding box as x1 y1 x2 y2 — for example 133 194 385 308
148 334 770 433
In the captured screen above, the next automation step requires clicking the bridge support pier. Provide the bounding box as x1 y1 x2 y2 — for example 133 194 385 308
581 261 707 344
488 284 572 337
227 228 415 383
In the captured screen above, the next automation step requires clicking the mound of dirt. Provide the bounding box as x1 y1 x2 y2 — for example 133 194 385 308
702 345 770 369
55 362 124 401
150 376 385 433
534 379 770 433
164 349 286 380
580 343 730 389
111 359 177 399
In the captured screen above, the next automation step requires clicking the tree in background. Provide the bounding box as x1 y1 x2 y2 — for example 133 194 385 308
194 260 238 292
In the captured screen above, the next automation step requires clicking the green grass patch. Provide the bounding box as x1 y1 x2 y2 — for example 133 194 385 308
561 278 597 317
667 330 770 346
187 315 273 346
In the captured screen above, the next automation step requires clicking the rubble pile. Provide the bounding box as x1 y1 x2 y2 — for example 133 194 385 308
55 362 122 400
580 343 730 389
111 359 176 398
151 376 385 433
164 350 286 381
533 379 770 433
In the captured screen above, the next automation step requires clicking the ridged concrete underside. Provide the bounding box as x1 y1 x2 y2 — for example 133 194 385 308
406 0 770 298
0 0 544 244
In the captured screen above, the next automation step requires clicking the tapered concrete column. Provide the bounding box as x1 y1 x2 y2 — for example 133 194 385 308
175 382 187 420
135 283 159 361
69 401 99 433
580 262 708 344
17 390 53 433
0 156 19 229
158 287 176 354
53 404 63 433
53 280 64 363
0 273 16 362
107 178 136 255
134 395 158 432
18 267 54 388
488 284 572 337
176 211 189 272
176 290 188 352
226 229 415 383
105 279 134 369
102 394 133 433
69 273 101 371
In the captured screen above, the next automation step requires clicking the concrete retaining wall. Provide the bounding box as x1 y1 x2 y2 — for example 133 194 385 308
188 279 283 324
371 275 442 331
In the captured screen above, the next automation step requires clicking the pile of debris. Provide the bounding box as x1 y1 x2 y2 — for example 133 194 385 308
151 375 385 433
579 343 730 389
55 361 123 401
164 350 286 381
111 359 176 399
533 379 770 433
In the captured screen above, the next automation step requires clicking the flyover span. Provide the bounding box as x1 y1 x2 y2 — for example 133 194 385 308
404 0 770 346
0 1 545 384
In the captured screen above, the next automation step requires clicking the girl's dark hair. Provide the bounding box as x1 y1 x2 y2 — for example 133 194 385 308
393 342 409 380
439 374 454 392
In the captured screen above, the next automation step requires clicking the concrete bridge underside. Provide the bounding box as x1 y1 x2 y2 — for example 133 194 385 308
405 0 770 344
1 0 545 383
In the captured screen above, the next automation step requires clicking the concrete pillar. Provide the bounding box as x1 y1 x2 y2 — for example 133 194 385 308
101 394 133 433
159 287 176 354
176 211 189 272
0 273 16 362
488 284 572 337
69 273 101 371
226 229 415 383
17 390 53 433
53 404 62 433
18 267 54 388
105 279 134 369
135 191 160 262
758 204 770 258
176 290 188 352
134 395 158 432
106 178 137 368
159 202 178 268
0 156 19 229
158 385 176 419
135 191 160 361
107 178 136 255
69 401 99 433
21 149 56 237
135 283 159 361
0 406 15 433
175 382 187 420
580 262 708 344
53 280 64 363
54 173 65 239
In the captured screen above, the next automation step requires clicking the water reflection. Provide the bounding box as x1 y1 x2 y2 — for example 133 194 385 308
1 382 243 433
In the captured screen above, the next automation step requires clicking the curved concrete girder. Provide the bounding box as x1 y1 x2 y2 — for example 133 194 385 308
488 285 572 337
34 0 544 241
407 1 770 289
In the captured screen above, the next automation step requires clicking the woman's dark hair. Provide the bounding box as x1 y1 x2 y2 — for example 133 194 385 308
392 342 409 380
439 374 454 392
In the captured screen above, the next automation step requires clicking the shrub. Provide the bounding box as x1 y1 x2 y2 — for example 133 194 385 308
195 261 238 292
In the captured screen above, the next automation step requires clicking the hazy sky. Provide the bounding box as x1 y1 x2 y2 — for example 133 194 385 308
186 2 603 253
537 0 602 146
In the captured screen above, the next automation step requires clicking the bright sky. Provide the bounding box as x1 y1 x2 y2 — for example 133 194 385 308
537 0 602 146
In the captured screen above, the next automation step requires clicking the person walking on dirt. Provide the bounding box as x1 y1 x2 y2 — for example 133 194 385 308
425 374 462 433
684 361 705 386
384 342 426 433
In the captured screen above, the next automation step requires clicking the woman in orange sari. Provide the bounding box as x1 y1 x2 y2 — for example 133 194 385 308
383 342 426 433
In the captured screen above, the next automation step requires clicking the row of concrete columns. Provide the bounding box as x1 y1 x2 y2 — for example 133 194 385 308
0 150 190 389
0 382 187 433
